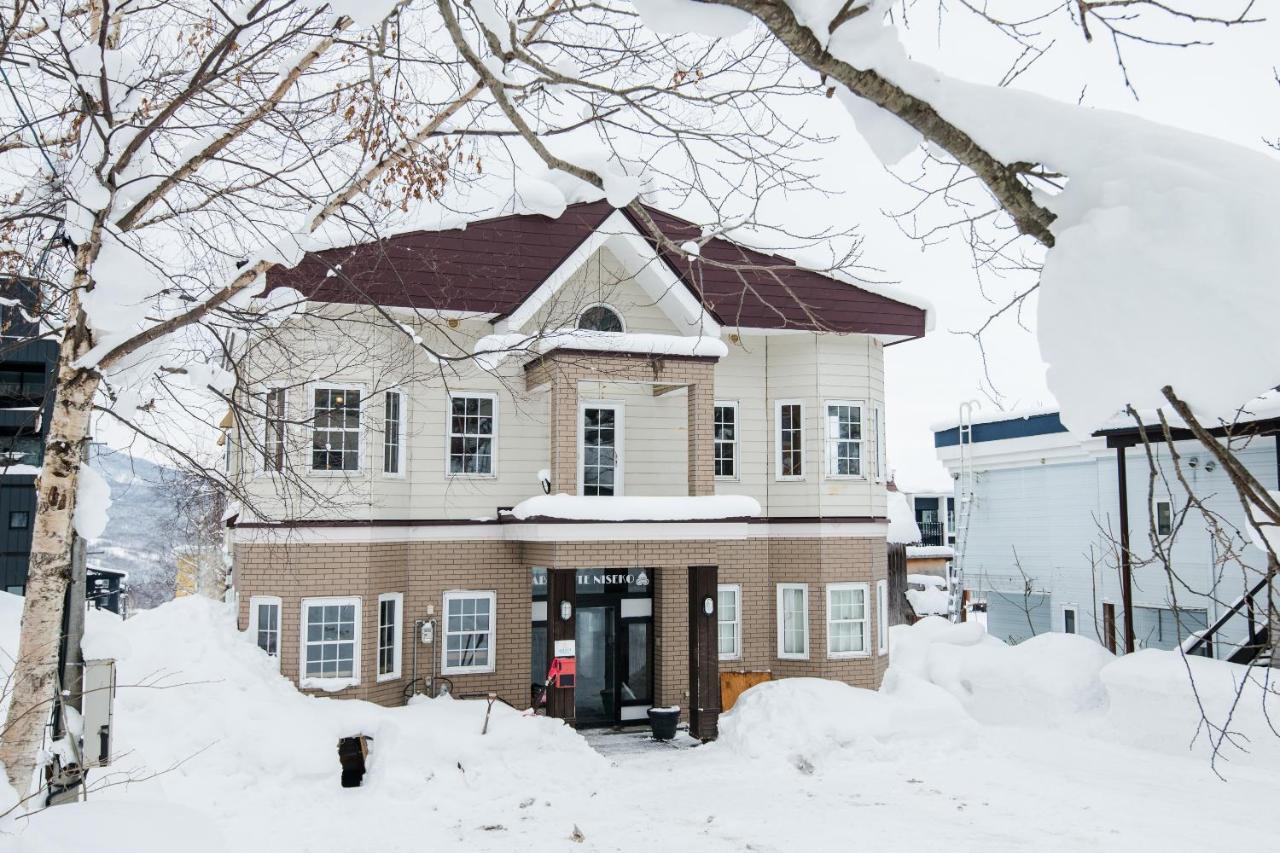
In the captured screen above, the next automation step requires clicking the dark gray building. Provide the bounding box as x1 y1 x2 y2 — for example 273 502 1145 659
0 278 58 594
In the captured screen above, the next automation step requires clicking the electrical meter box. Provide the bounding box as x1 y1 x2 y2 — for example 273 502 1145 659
81 659 116 768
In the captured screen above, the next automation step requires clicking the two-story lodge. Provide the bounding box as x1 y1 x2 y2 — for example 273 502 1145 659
227 201 930 737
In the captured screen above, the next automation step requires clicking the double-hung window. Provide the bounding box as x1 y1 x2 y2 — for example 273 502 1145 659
827 583 870 658
264 388 286 472
300 597 360 684
443 590 496 673
824 400 864 478
383 391 405 475
249 596 282 666
776 583 809 659
714 402 738 479
717 584 742 660
448 393 496 476
876 579 888 655
377 592 403 681
311 387 361 471
1156 501 1172 536
775 400 804 480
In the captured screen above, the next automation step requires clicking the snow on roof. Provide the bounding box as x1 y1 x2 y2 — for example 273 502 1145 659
887 491 921 545
930 404 1060 434
906 545 955 559
473 329 728 370
510 494 760 522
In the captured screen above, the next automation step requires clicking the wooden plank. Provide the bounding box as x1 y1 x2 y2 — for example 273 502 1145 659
687 565 721 740
546 568 576 725
719 671 771 712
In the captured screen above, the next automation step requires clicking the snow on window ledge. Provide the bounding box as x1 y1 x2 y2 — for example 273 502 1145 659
299 677 358 692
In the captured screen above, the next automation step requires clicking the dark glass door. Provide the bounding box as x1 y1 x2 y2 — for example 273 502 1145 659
575 605 616 725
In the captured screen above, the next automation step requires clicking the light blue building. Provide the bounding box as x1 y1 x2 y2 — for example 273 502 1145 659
934 409 1276 661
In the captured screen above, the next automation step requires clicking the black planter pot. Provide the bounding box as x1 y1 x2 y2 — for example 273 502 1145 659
647 707 680 741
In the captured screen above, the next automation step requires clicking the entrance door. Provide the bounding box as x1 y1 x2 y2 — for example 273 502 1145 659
575 604 653 726
580 403 623 496
531 567 653 727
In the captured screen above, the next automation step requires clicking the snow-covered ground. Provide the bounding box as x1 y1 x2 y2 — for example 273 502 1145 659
2 593 1277 852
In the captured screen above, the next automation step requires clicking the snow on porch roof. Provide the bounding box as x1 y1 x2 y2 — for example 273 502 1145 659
266 201 929 336
509 494 762 522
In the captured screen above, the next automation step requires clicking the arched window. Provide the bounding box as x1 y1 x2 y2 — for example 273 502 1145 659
577 304 624 333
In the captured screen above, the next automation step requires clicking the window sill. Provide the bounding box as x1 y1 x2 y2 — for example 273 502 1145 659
718 654 742 663
823 474 867 481
376 671 402 683
299 676 359 692
777 653 809 661
445 472 498 480
441 665 496 676
827 651 871 660
773 476 806 483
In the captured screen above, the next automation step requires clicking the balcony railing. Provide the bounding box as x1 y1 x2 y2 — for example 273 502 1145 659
917 521 946 547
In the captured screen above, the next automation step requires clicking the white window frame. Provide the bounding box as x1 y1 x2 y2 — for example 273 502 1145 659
299 596 362 686
445 391 498 478
823 399 866 480
717 583 742 661
876 579 888 655
248 595 282 668
826 582 871 659
578 400 624 496
774 399 805 481
713 401 739 481
383 390 406 477
1155 500 1172 536
377 592 403 682
261 387 287 474
874 404 886 483
577 301 626 333
308 384 365 474
776 583 809 660
442 590 497 675
1061 603 1079 635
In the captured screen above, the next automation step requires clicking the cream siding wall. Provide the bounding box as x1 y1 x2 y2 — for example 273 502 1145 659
232 279 888 521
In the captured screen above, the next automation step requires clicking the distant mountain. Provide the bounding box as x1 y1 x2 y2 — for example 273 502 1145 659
87 449 181 609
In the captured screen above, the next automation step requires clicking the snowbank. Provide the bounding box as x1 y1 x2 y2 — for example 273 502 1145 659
904 574 949 617
510 494 761 521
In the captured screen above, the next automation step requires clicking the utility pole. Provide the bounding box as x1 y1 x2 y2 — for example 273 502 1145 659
1116 445 1136 655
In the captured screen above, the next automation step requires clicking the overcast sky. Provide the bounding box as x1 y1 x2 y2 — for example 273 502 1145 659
97 8 1279 488
792 8 1280 491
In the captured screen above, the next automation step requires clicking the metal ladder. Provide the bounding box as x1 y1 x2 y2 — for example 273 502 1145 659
948 401 978 622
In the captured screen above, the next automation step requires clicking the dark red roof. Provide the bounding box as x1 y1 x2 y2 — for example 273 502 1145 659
267 201 927 336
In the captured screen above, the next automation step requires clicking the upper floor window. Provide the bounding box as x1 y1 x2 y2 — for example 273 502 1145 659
577 304 624 333
824 400 864 478
1156 500 1172 536
714 402 737 479
383 391 404 475
263 388 286 472
311 387 361 471
0 364 46 407
449 393 495 476
775 400 804 480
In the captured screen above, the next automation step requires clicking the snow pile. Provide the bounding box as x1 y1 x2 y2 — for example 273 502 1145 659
885 490 920 544
3 594 605 851
473 329 728 370
510 494 761 521
904 574 949 617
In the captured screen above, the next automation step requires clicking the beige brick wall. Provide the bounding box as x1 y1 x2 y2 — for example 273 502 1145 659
234 531 889 715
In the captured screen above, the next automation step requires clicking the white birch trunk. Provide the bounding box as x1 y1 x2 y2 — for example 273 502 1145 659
0 292 99 799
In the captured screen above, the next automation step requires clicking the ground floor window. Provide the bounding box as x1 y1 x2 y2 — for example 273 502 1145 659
1132 605 1208 651
301 597 360 684
876 579 888 655
776 583 809 659
444 590 496 673
249 596 281 667
1062 605 1078 635
377 592 403 681
718 584 741 660
827 583 869 658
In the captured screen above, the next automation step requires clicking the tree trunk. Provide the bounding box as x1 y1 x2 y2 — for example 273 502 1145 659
0 298 98 799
